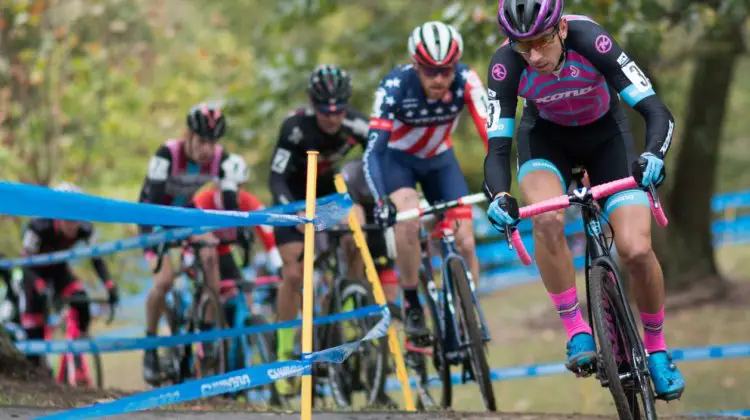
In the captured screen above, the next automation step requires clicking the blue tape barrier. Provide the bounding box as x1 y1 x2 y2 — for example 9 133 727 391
712 190 750 213
691 410 750 418
0 226 214 269
15 304 381 355
384 342 750 391
35 305 391 420
0 192 352 268
0 182 352 231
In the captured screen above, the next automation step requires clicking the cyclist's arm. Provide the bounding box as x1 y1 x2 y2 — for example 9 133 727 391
82 226 112 286
218 152 241 211
483 46 525 197
363 80 398 202
239 193 277 251
20 223 44 279
141 145 173 205
269 118 302 205
571 21 675 158
462 66 490 152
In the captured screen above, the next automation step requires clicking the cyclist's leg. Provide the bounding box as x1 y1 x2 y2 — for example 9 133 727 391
218 251 243 326
364 204 399 303
418 150 478 285
586 109 684 399
273 225 304 395
194 233 221 326
143 245 176 383
274 226 304 359
517 117 595 368
384 150 429 339
340 203 367 280
58 270 90 337
19 268 49 368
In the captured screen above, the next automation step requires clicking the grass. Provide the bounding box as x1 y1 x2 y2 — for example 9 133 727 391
89 244 750 416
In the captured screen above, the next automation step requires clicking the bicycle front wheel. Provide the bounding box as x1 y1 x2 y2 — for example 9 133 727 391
191 286 228 379
597 263 658 420
244 314 285 407
449 259 496 412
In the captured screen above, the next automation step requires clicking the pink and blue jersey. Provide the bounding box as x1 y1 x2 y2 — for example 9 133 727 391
483 15 675 195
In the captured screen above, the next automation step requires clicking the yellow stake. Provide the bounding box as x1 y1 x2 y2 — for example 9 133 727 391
333 174 416 411
301 151 318 420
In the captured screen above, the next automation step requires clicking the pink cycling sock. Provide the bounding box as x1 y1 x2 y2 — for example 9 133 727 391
549 287 592 340
640 308 667 353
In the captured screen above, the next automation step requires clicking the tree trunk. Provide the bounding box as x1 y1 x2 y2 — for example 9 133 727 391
659 19 744 295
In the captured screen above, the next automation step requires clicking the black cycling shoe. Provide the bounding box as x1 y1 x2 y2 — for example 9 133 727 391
404 306 431 345
143 349 162 386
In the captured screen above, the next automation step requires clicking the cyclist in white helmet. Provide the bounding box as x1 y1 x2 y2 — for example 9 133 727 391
363 21 490 345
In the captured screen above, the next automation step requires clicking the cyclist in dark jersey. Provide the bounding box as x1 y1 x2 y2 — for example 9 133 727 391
18 183 118 367
268 65 369 396
484 0 683 400
137 103 244 385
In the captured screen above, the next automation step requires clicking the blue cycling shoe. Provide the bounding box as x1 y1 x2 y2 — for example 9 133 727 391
648 351 685 400
565 333 597 375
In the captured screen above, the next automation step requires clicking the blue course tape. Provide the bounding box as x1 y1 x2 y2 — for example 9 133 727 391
691 410 750 418
384 342 750 392
0 192 352 268
15 304 381 355
0 181 310 227
35 305 391 420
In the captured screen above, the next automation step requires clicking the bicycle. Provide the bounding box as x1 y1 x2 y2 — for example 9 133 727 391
2 283 115 388
504 165 668 420
392 194 497 412
217 233 282 406
151 237 229 385
49 294 115 388
304 223 390 409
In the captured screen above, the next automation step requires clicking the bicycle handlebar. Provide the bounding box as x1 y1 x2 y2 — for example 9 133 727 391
153 235 250 274
508 176 668 266
60 296 116 325
395 192 487 222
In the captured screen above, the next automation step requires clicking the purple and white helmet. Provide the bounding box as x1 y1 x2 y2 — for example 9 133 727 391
498 0 564 40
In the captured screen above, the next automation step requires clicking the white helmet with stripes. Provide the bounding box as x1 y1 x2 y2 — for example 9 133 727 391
408 21 464 67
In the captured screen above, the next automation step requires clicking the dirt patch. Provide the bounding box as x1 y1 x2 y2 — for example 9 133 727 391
0 377 263 412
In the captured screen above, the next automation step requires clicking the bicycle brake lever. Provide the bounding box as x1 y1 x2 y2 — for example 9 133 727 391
504 228 514 250
647 183 660 208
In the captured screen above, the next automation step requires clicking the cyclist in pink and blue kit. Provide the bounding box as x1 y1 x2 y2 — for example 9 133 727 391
483 0 684 400
364 21 489 343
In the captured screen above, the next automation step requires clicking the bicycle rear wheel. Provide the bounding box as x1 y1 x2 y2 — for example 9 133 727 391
449 259 496 412
191 286 228 379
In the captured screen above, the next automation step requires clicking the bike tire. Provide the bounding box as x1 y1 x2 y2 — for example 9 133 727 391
449 258 496 412
244 314 285 407
590 264 633 418
323 279 388 408
600 266 658 420
418 269 451 409
91 351 104 388
165 290 192 384
191 286 228 379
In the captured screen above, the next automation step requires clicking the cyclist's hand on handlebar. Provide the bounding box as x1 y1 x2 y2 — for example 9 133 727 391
374 197 397 229
487 193 520 233
634 153 666 188
105 280 119 306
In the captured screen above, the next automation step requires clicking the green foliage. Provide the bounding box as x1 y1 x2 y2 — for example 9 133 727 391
0 0 747 284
